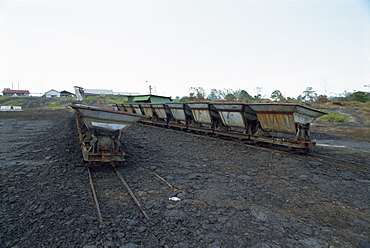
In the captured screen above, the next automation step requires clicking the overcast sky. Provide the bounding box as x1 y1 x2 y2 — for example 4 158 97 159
1 0 369 98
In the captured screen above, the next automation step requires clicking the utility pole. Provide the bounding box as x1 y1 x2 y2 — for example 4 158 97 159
146 81 152 95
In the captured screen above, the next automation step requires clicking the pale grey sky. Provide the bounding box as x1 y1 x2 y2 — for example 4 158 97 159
1 0 369 98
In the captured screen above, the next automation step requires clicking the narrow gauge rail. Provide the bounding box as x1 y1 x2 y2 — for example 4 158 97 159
70 104 150 223
115 102 326 154
306 153 370 175
87 164 149 225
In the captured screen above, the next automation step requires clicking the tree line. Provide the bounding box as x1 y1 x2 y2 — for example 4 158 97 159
177 87 370 103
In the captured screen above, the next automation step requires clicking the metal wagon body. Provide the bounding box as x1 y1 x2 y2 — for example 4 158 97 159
71 104 147 163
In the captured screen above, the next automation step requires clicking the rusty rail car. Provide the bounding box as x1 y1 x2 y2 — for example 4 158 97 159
114 102 326 153
71 104 147 164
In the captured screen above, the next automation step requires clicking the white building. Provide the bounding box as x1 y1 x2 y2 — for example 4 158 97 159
43 89 61 98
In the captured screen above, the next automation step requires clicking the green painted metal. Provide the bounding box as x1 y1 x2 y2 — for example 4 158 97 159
133 96 151 102
127 95 172 103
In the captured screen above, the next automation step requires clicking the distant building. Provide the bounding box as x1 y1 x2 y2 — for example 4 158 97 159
2 88 30 97
60 90 75 98
84 89 114 96
127 94 172 103
114 92 140 96
43 89 61 98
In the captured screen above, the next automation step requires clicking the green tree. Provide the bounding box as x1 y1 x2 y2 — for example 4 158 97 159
270 90 285 102
180 96 192 102
348 91 370 102
208 89 221 101
217 89 234 100
234 89 252 102
189 87 206 100
225 93 236 101
298 87 317 102
328 90 351 101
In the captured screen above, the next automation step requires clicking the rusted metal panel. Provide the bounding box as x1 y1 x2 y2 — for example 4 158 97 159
167 103 186 121
216 108 244 128
261 112 295 133
140 103 154 118
115 104 125 111
248 103 325 134
122 103 134 113
131 104 144 115
151 103 170 119
186 102 216 124
166 102 193 121
248 104 297 133
212 103 257 128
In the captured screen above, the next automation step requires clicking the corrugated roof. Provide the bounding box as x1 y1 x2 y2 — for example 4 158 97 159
60 90 73 94
44 89 60 94
133 96 151 101
2 90 30 93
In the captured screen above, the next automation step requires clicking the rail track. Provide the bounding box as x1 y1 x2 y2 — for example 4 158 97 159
86 162 149 225
141 122 370 175
305 152 370 175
